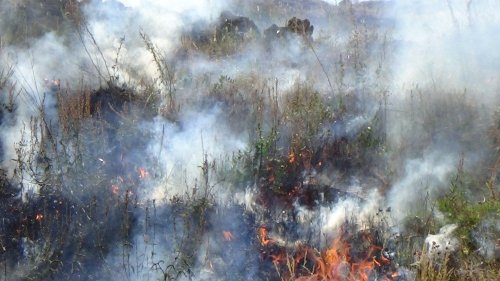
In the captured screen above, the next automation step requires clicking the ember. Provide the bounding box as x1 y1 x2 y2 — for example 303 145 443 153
138 167 149 179
111 184 120 195
35 214 44 222
258 226 273 246
44 78 61 91
223 231 234 241
288 150 296 164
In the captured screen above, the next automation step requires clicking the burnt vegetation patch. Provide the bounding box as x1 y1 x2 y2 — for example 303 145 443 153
0 0 499 280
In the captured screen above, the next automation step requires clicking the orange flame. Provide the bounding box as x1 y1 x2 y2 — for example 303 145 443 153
288 150 296 164
258 226 273 246
307 236 386 281
223 231 234 241
138 167 149 179
35 214 44 222
260 231 396 281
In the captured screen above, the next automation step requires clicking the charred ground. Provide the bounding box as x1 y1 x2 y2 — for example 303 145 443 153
0 0 499 281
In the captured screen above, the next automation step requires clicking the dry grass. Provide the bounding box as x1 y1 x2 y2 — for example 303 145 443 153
0 1 499 280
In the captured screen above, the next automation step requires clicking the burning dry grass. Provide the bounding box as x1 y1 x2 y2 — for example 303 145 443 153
259 222 400 281
0 0 499 280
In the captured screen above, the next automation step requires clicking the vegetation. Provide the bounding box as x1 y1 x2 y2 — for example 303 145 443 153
0 0 498 280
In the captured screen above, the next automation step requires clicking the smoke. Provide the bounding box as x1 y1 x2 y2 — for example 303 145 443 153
0 0 231 174
473 217 500 260
0 0 248 279
384 0 499 226
387 151 457 223
81 0 230 83
390 0 500 98
1 0 499 279
425 224 459 259
313 189 383 235
144 106 248 201
0 0 398 278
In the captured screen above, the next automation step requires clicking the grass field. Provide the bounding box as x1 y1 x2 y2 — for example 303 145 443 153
0 1 498 280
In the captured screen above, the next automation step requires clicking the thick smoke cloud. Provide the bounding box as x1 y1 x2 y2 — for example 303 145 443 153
83 0 230 83
0 1 246 279
390 0 500 98
0 0 231 179
377 3 499 268
144 106 248 201
0 0 498 279
387 151 457 223
385 0 499 225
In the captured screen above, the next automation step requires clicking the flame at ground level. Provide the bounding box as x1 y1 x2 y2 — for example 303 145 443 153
35 214 44 222
259 226 275 247
259 228 397 281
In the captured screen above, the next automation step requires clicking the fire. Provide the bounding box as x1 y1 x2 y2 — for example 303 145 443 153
222 231 234 241
259 229 397 281
35 213 44 222
288 150 296 164
138 167 149 179
52 79 61 88
312 237 353 280
44 78 61 90
111 184 120 195
258 226 273 246
305 235 391 281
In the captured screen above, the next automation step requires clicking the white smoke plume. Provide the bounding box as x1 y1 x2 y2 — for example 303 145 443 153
387 151 457 223
425 224 459 259
0 0 498 279
0 0 231 179
390 0 500 98
385 0 499 226
144 106 248 201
